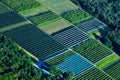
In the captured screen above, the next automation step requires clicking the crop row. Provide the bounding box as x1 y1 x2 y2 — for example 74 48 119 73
52 27 90 48
61 8 93 25
74 67 113 80
3 24 65 61
46 51 74 65
56 54 92 75
73 39 113 63
1 0 41 12
104 61 120 80
76 18 106 33
28 11 60 26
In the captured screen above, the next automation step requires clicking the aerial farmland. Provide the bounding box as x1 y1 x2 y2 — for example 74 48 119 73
0 0 120 80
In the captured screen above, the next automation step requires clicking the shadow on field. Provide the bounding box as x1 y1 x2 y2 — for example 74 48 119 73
0 11 26 28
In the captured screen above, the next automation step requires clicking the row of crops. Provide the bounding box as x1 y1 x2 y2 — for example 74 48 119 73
61 8 93 25
76 18 106 33
46 50 74 66
28 11 60 26
38 0 78 14
73 39 113 63
1 0 41 13
96 53 120 69
74 67 114 80
3 24 65 61
46 50 93 76
104 61 120 80
52 27 90 48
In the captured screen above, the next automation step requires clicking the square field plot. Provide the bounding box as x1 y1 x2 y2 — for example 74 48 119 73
56 53 93 76
38 0 78 14
1 0 41 12
74 67 114 80
28 11 59 26
76 18 106 33
73 39 113 63
40 18 72 34
61 8 93 25
3 24 65 61
52 27 90 48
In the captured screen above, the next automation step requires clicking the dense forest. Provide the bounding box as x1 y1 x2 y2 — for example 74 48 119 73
71 0 120 54
0 34 43 79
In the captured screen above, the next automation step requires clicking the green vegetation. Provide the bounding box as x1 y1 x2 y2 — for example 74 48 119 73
46 51 74 66
74 39 113 63
71 0 120 54
0 34 42 79
38 0 78 14
0 3 26 28
28 11 59 26
40 19 71 34
96 54 120 69
62 9 93 25
74 67 113 80
104 61 120 80
0 2 10 14
1 0 41 12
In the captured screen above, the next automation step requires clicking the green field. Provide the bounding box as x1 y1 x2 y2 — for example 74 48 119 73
96 53 120 69
104 61 120 80
37 0 78 14
28 11 59 25
1 0 41 12
74 67 114 80
62 8 93 25
73 39 113 63
46 51 74 66
40 18 72 34
0 2 10 14
19 5 49 17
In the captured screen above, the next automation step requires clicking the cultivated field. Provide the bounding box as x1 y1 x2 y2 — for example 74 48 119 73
76 18 106 33
61 8 93 25
40 18 72 34
74 67 114 80
1 0 41 12
52 27 90 48
104 61 120 80
96 53 120 69
37 0 78 14
73 39 113 63
3 24 65 61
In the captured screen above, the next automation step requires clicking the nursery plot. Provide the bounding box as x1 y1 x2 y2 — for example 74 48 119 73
104 61 120 80
76 18 106 33
61 8 93 25
96 53 120 69
1 0 41 12
28 11 60 26
19 5 49 18
74 39 113 63
3 24 65 61
52 27 90 48
56 53 93 76
37 0 78 14
74 67 114 80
